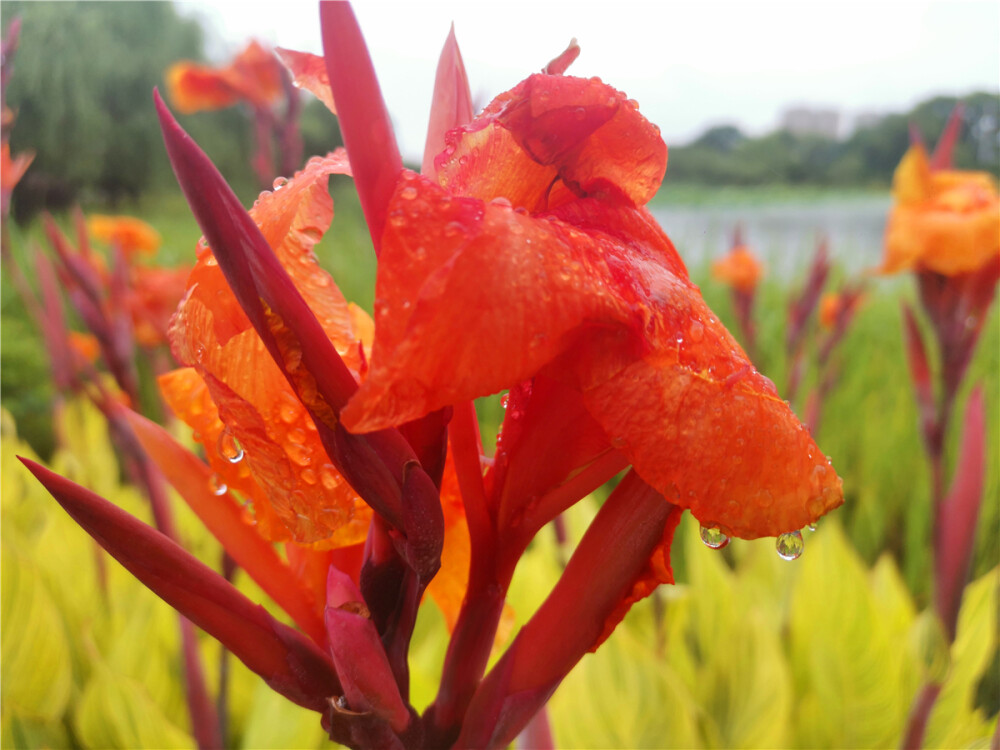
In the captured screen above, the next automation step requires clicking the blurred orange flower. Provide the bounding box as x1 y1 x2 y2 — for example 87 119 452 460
166 41 283 114
711 244 764 293
88 214 161 259
882 144 1000 276
1 141 33 215
819 292 842 329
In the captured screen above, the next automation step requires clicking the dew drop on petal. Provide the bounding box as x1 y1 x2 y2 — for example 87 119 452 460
217 428 244 464
209 474 228 496
700 525 730 550
272 176 288 190
776 530 804 560
400 186 418 200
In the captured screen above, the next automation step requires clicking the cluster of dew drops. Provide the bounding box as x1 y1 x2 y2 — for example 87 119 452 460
207 427 246 498
699 522 815 561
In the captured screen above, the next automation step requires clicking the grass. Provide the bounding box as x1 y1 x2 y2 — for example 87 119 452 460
2 182 997 605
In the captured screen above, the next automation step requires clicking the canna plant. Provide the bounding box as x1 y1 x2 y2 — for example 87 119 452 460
21 4 844 748
879 106 999 749
710 225 764 363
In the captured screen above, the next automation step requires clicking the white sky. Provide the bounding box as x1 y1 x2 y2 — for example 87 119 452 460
176 0 1000 162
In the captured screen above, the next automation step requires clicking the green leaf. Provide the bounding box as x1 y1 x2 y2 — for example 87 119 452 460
924 569 998 748
238 680 327 749
0 546 73 722
550 622 703 749
788 522 918 748
74 658 195 749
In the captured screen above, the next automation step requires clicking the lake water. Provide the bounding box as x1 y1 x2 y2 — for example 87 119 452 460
650 194 892 279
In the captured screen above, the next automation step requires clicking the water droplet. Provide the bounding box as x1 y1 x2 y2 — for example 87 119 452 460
320 464 340 490
209 474 228 496
272 176 288 189
400 186 418 200
500 393 509 409
689 319 705 342
301 468 318 485
776 530 804 560
807 523 817 532
217 429 244 464
700 525 730 549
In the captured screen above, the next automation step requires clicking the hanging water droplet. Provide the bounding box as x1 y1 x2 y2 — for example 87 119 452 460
272 176 288 190
700 525 730 550
807 523 817 532
776 530 804 560
209 474 228 496
217 429 244 464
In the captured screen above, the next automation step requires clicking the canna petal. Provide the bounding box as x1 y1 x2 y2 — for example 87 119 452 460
276 48 336 115
166 62 241 114
165 151 373 546
435 74 666 211
166 41 283 115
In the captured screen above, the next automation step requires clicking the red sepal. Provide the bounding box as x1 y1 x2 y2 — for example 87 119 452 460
20 458 341 712
458 472 675 748
422 24 473 179
320 1 402 254
935 385 987 641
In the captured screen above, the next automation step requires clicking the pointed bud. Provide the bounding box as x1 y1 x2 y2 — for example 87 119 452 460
20 458 341 712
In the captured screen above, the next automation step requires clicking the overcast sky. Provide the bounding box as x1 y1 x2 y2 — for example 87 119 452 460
176 1 1000 162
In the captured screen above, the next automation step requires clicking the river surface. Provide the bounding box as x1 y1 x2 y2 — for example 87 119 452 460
649 194 892 279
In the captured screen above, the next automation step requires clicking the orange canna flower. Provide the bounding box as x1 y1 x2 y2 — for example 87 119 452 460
338 73 841 542
712 243 764 293
67 330 100 365
882 143 1000 276
166 40 284 114
87 214 161 259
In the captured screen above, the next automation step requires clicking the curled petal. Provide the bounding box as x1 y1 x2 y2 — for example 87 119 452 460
276 48 336 114
436 75 666 210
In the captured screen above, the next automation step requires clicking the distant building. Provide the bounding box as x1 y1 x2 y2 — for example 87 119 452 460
849 111 886 135
781 107 841 139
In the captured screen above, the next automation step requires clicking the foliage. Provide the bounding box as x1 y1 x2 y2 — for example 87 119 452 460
2 2 260 216
4 399 995 748
667 92 1000 187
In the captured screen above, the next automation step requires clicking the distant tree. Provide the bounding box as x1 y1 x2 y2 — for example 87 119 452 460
3 2 259 216
692 124 747 152
666 91 999 187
